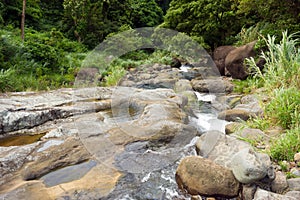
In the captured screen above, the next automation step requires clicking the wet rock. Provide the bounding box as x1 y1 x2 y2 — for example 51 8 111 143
191 78 234 93
21 137 90 180
41 160 97 187
271 171 288 193
287 178 300 191
175 156 240 198
254 188 297 200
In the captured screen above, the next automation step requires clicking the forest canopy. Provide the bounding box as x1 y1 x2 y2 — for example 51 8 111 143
0 0 299 92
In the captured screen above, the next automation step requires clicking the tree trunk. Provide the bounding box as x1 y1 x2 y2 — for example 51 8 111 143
21 0 26 41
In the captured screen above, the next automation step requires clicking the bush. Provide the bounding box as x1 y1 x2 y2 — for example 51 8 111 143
0 28 87 92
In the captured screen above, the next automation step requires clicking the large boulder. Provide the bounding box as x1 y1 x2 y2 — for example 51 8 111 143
213 46 236 75
176 156 240 198
196 131 275 184
225 41 257 80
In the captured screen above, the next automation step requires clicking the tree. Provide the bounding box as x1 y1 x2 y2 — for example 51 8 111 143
161 0 241 49
21 0 26 41
130 0 163 27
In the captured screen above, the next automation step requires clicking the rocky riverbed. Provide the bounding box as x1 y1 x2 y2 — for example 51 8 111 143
1 62 300 200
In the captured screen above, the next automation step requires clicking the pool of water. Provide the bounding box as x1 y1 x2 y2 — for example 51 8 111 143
0 133 45 147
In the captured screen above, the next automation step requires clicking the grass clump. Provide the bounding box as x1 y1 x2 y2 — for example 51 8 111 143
243 31 300 162
270 127 300 161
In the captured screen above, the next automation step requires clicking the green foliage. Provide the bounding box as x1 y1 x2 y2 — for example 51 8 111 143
246 31 300 90
242 31 300 163
266 88 300 129
0 28 86 92
131 0 163 27
162 0 241 48
104 65 126 86
232 77 263 94
100 50 173 86
270 127 300 161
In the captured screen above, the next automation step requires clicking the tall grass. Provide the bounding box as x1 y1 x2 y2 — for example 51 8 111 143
245 31 300 161
247 31 300 90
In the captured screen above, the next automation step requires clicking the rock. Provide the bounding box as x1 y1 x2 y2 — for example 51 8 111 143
271 171 288 193
76 67 99 83
213 46 236 75
174 79 193 92
294 153 300 162
175 156 240 198
291 168 300 177
233 128 270 148
171 57 182 68
191 78 234 93
254 188 297 200
225 122 243 134
234 102 263 117
218 94 263 121
225 41 257 80
196 131 274 184
286 191 300 199
287 178 300 191
196 130 251 164
21 137 90 180
0 182 52 200
242 184 257 200
0 87 112 134
231 148 274 184
218 109 253 121
0 143 38 185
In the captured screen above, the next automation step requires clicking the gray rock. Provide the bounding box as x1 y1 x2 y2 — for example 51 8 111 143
174 79 193 92
218 108 253 121
287 178 300 191
231 148 273 184
291 168 300 177
254 188 297 200
196 131 274 184
191 78 234 93
271 171 289 193
242 184 257 200
0 143 38 185
286 191 300 199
